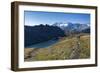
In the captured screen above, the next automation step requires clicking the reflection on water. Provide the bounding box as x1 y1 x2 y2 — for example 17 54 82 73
25 39 59 48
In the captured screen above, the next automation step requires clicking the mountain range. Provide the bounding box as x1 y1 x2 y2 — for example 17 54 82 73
25 22 90 47
52 22 90 34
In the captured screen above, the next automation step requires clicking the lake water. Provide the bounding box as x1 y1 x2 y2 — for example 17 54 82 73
25 39 59 48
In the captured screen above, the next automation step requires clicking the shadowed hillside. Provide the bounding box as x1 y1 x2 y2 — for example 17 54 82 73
24 24 65 47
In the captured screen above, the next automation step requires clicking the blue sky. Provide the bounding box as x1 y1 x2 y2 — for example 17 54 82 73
24 11 90 26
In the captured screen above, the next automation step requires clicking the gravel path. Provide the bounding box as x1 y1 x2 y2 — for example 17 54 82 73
69 36 82 59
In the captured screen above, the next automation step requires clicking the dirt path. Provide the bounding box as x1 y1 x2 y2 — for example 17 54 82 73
69 35 82 59
24 48 39 61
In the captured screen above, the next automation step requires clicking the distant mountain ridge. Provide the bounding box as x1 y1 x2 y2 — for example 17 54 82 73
52 22 90 34
53 22 89 30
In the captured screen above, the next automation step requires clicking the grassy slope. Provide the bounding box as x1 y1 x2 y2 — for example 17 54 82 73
24 34 90 61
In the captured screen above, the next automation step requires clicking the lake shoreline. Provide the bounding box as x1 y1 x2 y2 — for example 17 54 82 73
25 38 59 48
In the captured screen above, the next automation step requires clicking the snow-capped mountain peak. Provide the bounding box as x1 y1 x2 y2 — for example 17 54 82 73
52 22 90 32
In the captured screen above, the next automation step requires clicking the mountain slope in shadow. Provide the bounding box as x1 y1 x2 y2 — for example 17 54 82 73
24 24 65 47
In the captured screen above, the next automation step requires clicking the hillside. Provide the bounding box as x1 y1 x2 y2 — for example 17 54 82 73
24 34 90 61
24 25 65 47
